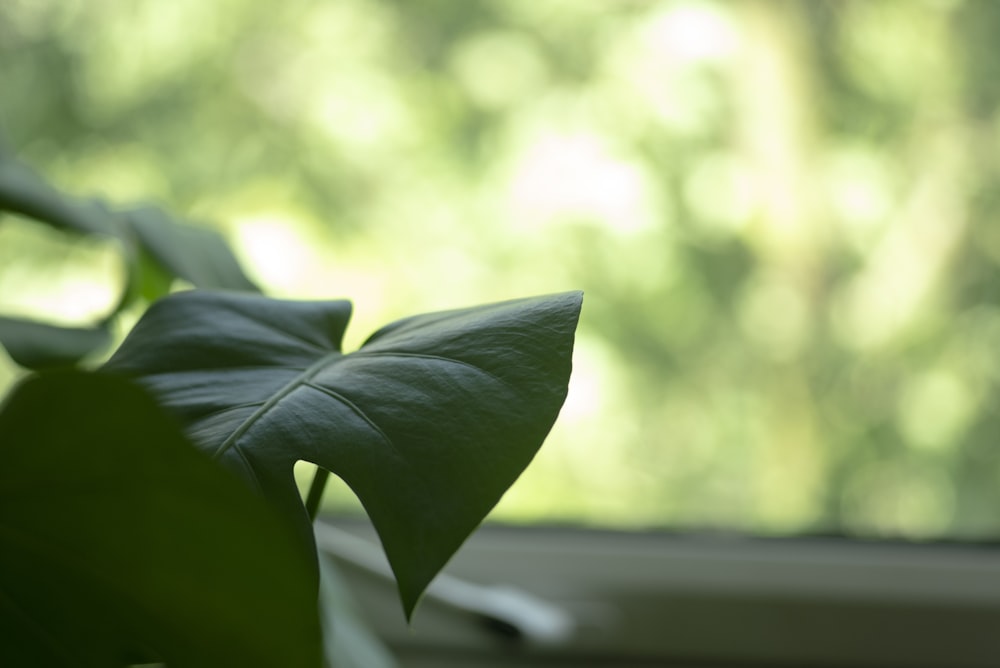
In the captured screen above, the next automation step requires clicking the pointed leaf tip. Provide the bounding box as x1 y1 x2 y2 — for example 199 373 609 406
357 290 583 617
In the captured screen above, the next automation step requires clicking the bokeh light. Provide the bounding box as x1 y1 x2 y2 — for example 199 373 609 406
4 0 1000 540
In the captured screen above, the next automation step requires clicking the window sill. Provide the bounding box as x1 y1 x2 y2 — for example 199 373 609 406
317 519 1000 667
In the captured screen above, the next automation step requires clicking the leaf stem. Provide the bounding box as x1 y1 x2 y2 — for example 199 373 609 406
305 466 330 522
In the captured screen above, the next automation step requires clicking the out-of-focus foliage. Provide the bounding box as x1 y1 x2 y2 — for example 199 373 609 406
3 0 1000 539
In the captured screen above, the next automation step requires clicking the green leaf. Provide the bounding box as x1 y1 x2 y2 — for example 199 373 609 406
124 206 259 292
0 156 119 237
0 156 134 366
102 289 582 618
0 316 112 369
0 371 322 667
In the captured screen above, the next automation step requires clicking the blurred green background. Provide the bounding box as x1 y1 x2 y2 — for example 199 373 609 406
3 0 1000 539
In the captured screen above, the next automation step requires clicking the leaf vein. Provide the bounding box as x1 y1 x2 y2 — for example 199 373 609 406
302 382 400 457
348 351 517 395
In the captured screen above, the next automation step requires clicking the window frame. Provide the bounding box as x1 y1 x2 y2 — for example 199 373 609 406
318 518 1000 667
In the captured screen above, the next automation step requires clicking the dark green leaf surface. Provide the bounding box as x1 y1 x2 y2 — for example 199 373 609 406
103 289 582 617
125 206 259 292
0 316 112 369
0 371 322 667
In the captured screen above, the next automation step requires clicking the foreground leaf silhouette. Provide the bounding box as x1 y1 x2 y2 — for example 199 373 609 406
103 289 582 616
0 371 321 668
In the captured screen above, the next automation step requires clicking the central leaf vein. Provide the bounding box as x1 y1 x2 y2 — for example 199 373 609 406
212 351 343 459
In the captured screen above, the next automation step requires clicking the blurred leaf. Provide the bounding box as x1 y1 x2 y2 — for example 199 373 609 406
319 555 398 668
124 206 258 292
0 155 119 237
0 316 112 369
135 244 177 303
0 154 135 365
0 371 322 668
102 289 582 617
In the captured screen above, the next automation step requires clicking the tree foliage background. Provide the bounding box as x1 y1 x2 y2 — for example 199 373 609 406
3 0 1000 539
